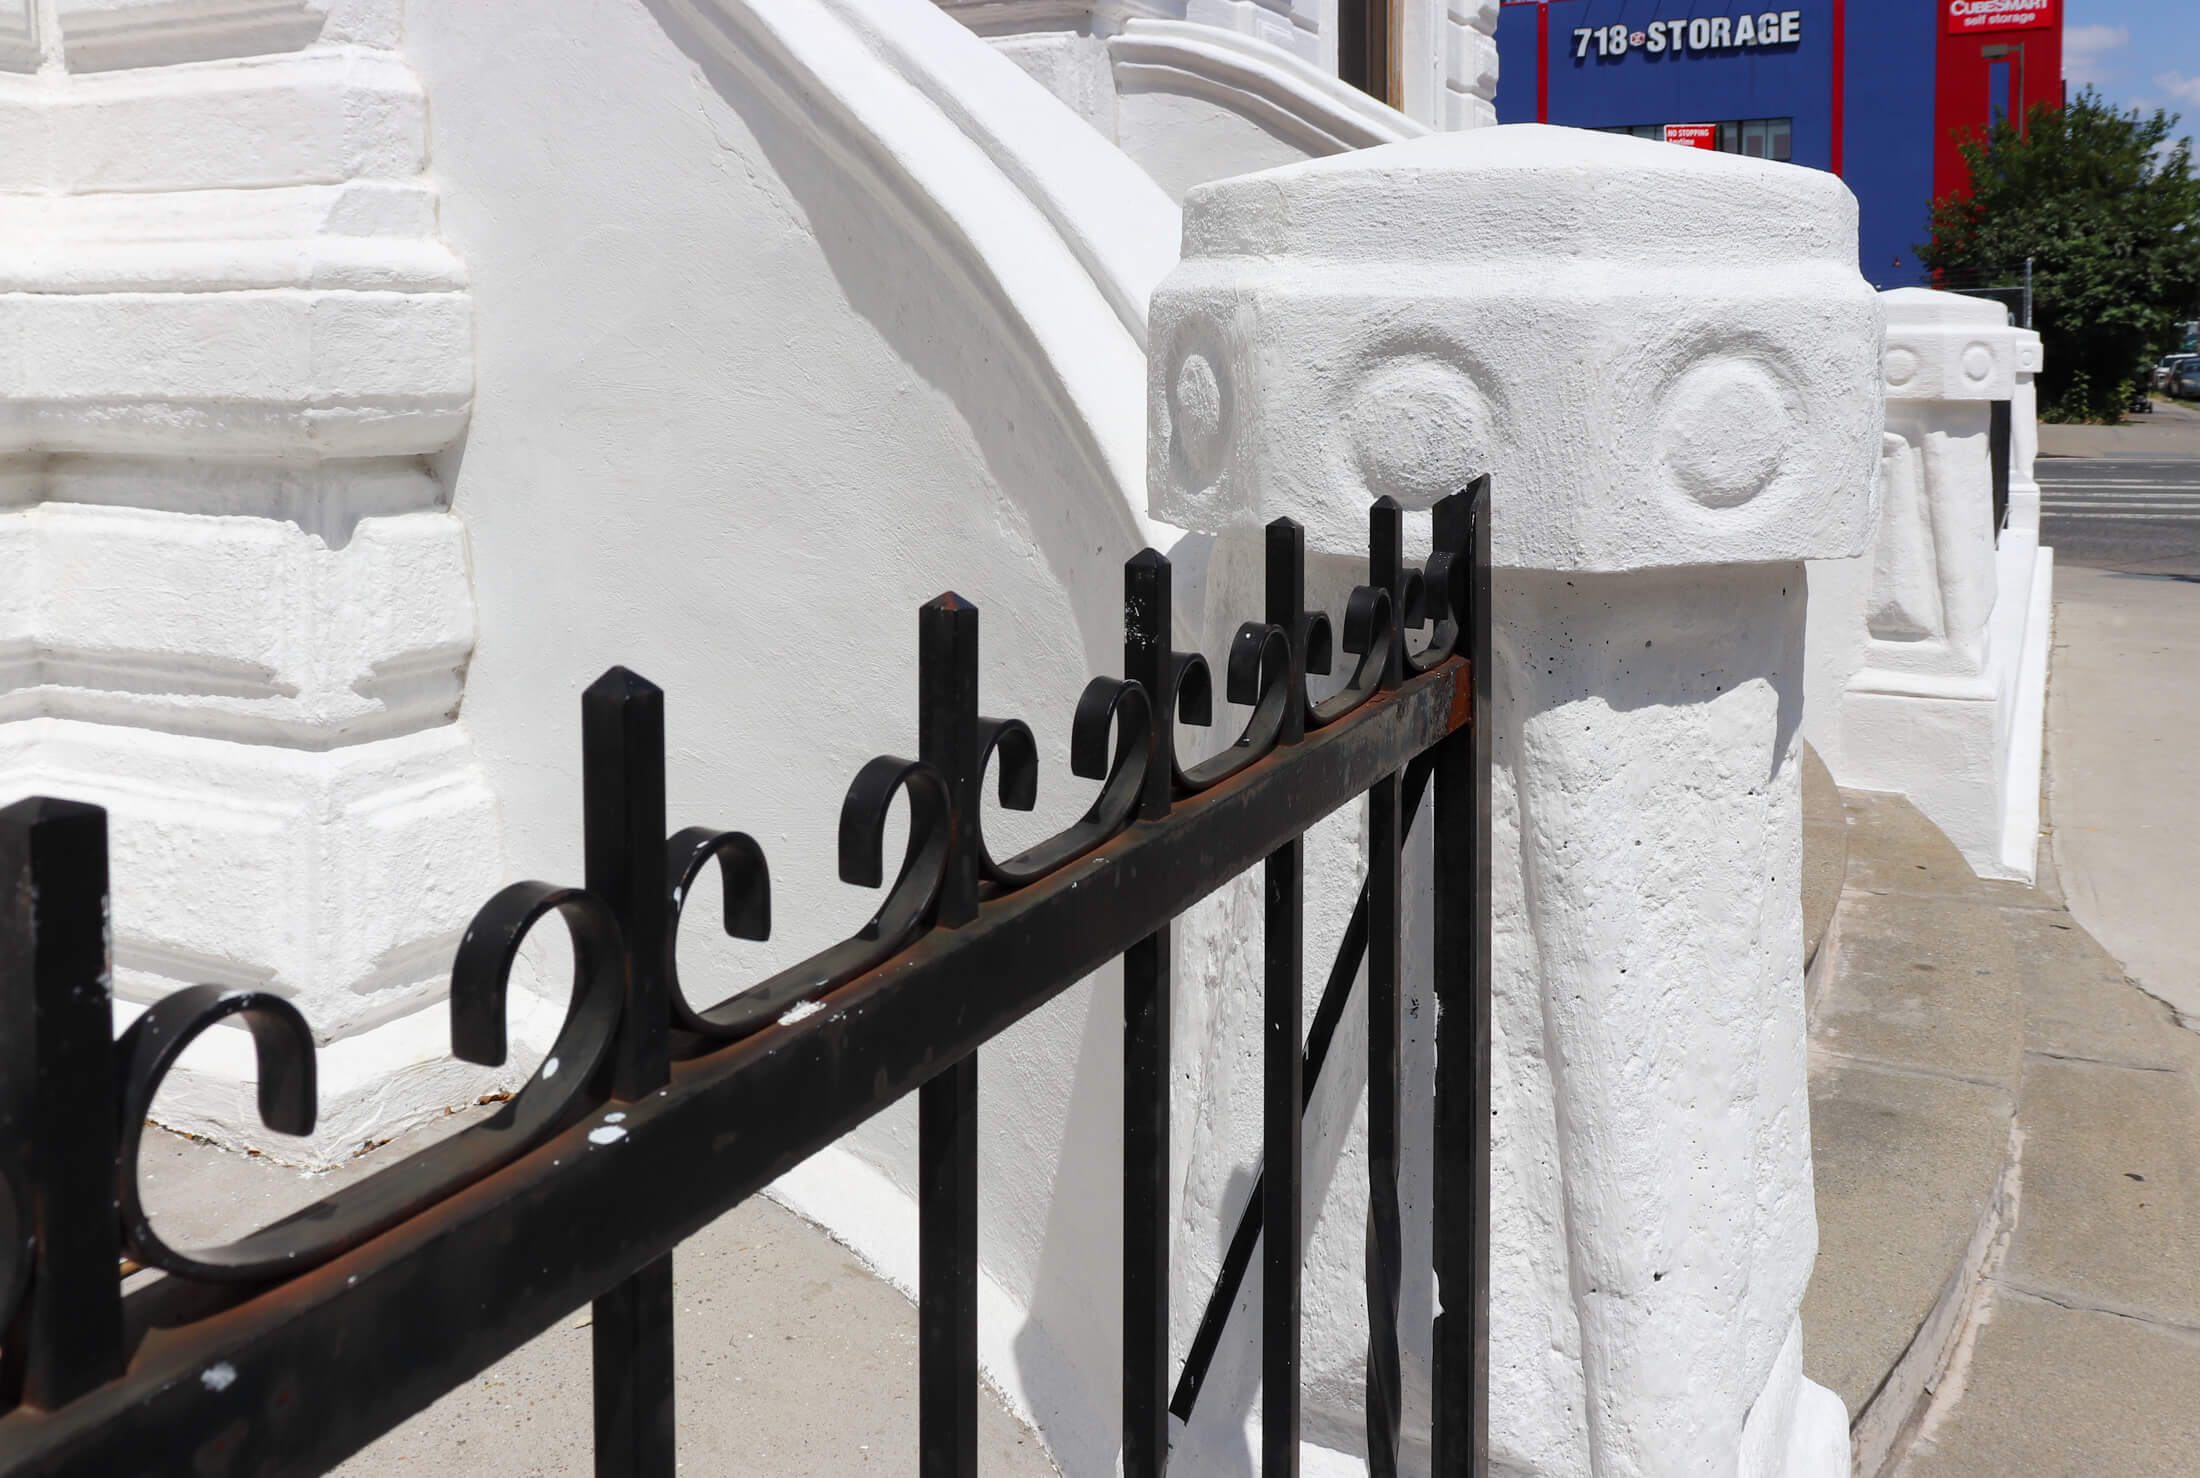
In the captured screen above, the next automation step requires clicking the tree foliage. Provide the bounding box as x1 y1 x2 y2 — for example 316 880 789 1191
1921 88 2200 423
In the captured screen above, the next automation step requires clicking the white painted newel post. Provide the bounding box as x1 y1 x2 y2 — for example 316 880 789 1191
1148 127 1881 1475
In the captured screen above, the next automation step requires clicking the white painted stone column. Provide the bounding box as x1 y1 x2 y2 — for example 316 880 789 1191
1148 126 1877 1475
1836 289 2050 880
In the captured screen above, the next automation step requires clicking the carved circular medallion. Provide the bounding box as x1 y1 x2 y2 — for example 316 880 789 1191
1961 343 1995 383
1883 347 1919 388
1656 356 1799 509
1171 352 1227 482
1340 357 1489 507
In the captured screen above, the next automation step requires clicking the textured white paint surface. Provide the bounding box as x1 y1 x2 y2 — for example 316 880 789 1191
1151 126 1874 1477
406 1 1169 1469
1108 18 1432 203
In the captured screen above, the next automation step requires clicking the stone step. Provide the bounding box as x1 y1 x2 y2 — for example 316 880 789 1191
1799 787 2034 1475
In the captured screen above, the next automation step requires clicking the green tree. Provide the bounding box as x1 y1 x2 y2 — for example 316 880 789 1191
1921 88 2200 424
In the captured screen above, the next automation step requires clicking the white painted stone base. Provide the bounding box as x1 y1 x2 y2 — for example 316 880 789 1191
1839 538 2054 883
0 716 503 1107
2000 546 2054 880
772 1138 1410 1478
1736 1319 1850 1478
1785 1379 1854 1477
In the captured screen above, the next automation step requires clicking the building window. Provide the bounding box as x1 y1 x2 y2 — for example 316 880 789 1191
1602 118 1793 163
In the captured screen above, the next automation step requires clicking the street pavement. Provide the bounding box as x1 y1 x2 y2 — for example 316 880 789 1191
2038 398 2200 577
2038 459 2200 577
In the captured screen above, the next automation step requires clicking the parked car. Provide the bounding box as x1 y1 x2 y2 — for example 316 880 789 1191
2155 353 2198 392
2175 362 2200 400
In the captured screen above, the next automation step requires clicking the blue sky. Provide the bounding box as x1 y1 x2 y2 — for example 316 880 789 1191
2065 0 2200 137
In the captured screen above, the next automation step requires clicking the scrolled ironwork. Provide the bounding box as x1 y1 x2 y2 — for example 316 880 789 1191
664 827 771 1039
113 883 626 1284
1306 583 1395 730
1175 621 1293 792
676 757 953 1043
979 676 1151 889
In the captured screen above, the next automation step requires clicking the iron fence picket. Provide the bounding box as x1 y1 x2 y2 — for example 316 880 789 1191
582 669 680 1478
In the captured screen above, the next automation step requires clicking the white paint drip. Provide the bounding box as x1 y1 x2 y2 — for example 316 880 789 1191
779 999 824 1025
200 1363 237 1392
542 1056 559 1081
588 1125 626 1146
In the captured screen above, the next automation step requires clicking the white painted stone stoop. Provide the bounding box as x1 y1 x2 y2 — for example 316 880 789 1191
0 0 516 1165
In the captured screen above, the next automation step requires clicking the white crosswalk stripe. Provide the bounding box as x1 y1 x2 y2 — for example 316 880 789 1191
2041 511 2200 521
2035 459 2200 526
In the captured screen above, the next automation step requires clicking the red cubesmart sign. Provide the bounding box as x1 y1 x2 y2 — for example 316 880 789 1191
1945 0 2057 35
1664 124 1719 149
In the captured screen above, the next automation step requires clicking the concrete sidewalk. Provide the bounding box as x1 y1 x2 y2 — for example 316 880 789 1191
2047 565 2200 1026
1796 504 2200 1474
2038 396 2200 459
135 1122 1057 1476
1798 777 2200 1475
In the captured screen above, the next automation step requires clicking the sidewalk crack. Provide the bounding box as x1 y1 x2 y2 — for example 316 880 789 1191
1991 1277 2200 1341
2026 1049 2179 1074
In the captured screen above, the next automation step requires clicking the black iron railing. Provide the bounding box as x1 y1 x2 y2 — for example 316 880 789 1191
1990 398 2013 541
0 486 1490 1478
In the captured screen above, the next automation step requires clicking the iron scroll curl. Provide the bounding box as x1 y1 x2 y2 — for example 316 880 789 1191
671 758 954 1043
113 883 626 1284
978 676 1152 889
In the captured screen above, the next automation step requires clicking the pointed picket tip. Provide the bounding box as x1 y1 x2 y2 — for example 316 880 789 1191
1127 547 1169 570
584 665 662 702
924 590 977 613
0 795 106 831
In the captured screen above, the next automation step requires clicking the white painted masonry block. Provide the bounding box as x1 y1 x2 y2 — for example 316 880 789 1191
1151 125 1872 1476
0 50 428 195
0 1 36 70
0 0 503 1162
1819 288 2052 881
53 0 325 73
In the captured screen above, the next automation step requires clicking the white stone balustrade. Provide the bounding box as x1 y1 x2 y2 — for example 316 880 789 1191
1149 125 1875 1476
936 0 1494 206
1805 288 2055 882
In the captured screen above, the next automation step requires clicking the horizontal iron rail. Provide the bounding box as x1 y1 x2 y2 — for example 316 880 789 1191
0 655 1470 1478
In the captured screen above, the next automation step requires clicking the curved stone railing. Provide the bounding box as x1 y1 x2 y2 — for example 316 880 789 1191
658 0 1180 539
1109 18 1430 154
